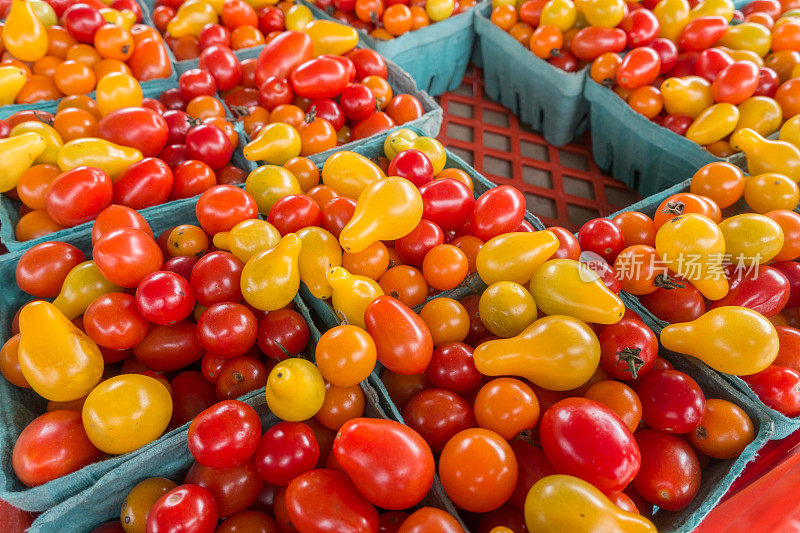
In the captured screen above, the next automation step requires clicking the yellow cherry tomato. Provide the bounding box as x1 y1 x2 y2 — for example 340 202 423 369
654 0 690 42
540 0 577 31
10 121 63 166
661 76 714 119
719 213 784 265
473 315 600 390
731 128 800 182
57 137 143 180
686 103 740 146
244 122 301 165
285 4 313 30
321 151 385 199
18 301 104 402
3 0 48 62
339 176 423 253
266 358 326 421
525 475 657 533
530 259 625 324
409 137 447 175
743 173 800 213
384 128 418 159
244 164 302 214
476 230 559 285
661 307 778 375
655 213 728 301
780 113 800 148
96 72 143 116
426 0 455 22
166 0 218 37
577 0 625 27
0 66 27 105
241 233 301 311
212 219 282 262
735 96 782 137
0 133 47 193
82 374 172 454
718 22 772 58
478 281 538 338
303 20 359 56
718 46 764 67
99 7 137 30
689 0 734 21
53 260 122 319
30 0 58 27
328 266 384 329
296 226 342 299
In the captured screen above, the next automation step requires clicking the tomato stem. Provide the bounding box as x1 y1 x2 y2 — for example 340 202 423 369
617 347 645 379
654 273 685 290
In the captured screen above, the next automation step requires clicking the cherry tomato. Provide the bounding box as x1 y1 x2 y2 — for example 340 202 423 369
197 302 258 358
199 45 242 91
190 251 244 306
632 429 700 511
94 228 163 288
257 309 310 361
616 47 661 90
439 428 517 513
540 398 640 495
402 388 475 453
425 341 482 395
133 321 204 372
15 242 84 298
636 370 706 433
170 371 218 428
598 319 658 380
285 469 379 533
185 458 264 519
742 366 800 416
12 410 101 487
255 421 319 486
45 166 113 227
334 418 435 510
216 355 270 400
135 271 195 325
84 292 149 350
146 484 218 533
188 400 261 470
471 186 525 241
114 158 174 210
578 218 625 264
97 107 168 157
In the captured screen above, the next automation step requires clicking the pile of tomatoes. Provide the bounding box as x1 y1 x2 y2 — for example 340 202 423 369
1 81 244 242
151 0 300 59
606 160 800 417
311 0 475 40
4 194 326 485
0 0 172 105
490 0 800 156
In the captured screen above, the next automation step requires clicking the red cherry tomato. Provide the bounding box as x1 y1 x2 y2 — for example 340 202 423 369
742 366 800 416
540 398 641 494
114 158 174 210
636 370 706 433
598 319 658 381
677 16 728 52
97 107 168 157
199 45 242 91
254 421 320 485
257 309 310 360
334 418 435 510
15 242 85 298
135 271 195 325
197 302 258 358
84 292 150 350
285 469 379 533
184 459 264 518
425 342 482 395
190 251 244 306
632 429 700 511
146 484 218 533
267 194 322 235
419 178 474 231
616 47 661 89
365 296 434 375
471 185 525 241
45 166 113 227
93 228 163 288
12 410 101 487
188 400 262 470
133 321 204 372
712 61 760 104
402 388 475 453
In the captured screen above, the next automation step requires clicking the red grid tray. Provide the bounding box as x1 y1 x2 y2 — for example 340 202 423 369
436 67 640 232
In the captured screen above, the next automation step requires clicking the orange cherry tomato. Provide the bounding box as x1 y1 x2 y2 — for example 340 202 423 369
363 75 393 109
93 59 132 79
53 60 96 96
583 380 642 434
16 165 61 211
627 86 663 119
186 95 227 120
16 75 62 104
686 398 754 459
653 192 721 228
422 244 469 291
53 107 98 142
284 156 320 192
46 26 77 59
612 211 656 247
474 377 540 440
16 210 65 241
32 56 63 78
343 241 390 280
450 235 483 274
94 24 135 61
270 104 305 130
491 4 518 31
689 162 745 208
57 94 101 118
378 265 429 308
419 297 470 346
231 25 265 49
314 382 365 430
66 44 102 68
